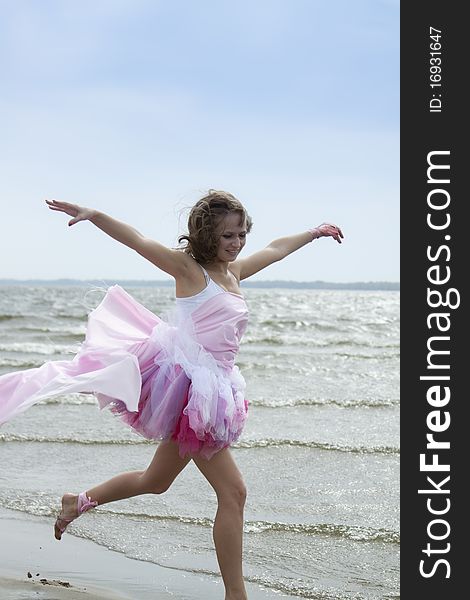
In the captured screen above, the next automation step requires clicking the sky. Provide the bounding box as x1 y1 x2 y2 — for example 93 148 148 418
0 0 399 283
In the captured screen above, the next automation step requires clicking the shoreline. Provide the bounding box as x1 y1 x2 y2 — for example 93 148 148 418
0 507 292 599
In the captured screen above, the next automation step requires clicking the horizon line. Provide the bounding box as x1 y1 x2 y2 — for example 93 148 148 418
0 277 400 290
0 277 400 283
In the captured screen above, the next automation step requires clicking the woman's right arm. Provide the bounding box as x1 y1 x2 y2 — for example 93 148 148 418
45 199 188 277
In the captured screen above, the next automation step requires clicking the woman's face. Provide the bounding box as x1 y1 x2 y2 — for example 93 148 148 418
216 212 247 262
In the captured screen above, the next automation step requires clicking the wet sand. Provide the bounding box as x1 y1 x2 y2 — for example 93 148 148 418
0 507 290 599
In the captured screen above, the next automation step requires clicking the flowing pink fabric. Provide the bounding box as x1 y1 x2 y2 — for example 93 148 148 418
0 285 249 459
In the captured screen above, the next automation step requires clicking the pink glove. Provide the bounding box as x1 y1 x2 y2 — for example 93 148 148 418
309 223 343 244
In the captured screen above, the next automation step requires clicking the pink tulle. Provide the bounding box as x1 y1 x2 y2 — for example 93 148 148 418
0 285 249 460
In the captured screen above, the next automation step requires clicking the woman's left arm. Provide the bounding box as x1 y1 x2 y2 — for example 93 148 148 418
233 223 343 281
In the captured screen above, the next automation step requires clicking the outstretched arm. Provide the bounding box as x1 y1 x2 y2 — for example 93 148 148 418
233 223 343 281
45 199 187 277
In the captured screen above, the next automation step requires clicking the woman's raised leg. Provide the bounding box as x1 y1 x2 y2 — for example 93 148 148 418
193 449 248 600
55 439 190 539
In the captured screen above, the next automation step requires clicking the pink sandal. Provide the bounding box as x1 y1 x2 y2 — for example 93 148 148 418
54 491 98 540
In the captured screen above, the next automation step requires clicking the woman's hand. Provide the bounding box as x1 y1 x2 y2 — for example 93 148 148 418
45 199 96 226
310 223 344 244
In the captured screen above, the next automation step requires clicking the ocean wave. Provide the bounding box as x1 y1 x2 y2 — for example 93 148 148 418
0 433 147 445
0 389 398 412
244 336 399 350
235 439 399 455
0 314 24 321
242 519 399 543
243 335 285 345
242 574 369 599
39 394 97 405
258 319 341 332
0 342 79 355
0 433 399 455
333 351 400 360
54 313 88 321
0 357 43 369
12 326 86 338
0 495 399 545
251 397 398 408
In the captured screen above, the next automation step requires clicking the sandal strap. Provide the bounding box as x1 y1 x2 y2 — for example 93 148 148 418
77 491 98 514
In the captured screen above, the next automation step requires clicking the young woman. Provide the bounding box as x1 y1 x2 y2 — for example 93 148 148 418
0 190 343 600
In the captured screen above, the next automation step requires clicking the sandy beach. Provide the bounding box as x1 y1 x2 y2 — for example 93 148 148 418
0 507 289 600
0 576 124 600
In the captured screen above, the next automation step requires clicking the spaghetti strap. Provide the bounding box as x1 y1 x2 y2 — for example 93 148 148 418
196 265 243 297
199 264 210 285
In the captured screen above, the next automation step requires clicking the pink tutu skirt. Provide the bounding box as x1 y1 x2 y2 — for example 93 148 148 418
0 286 248 460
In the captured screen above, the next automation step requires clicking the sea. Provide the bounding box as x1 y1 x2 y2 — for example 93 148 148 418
0 285 399 599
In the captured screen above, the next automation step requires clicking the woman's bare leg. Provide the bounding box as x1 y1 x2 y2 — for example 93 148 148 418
87 439 190 502
55 439 190 539
193 449 248 600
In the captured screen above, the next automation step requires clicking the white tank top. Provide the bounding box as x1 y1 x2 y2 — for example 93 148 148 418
175 266 226 321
